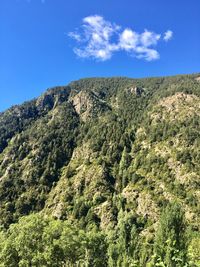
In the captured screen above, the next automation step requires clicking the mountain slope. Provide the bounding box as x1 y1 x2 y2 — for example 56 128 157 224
0 74 199 265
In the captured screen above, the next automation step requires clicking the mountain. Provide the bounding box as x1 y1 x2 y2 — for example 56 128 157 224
0 74 199 266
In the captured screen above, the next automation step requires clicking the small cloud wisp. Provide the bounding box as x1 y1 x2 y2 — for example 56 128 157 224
69 15 173 61
163 30 173 41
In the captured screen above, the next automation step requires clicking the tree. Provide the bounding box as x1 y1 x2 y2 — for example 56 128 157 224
153 202 188 267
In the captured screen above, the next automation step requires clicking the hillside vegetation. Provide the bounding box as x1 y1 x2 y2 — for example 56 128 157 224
0 74 199 266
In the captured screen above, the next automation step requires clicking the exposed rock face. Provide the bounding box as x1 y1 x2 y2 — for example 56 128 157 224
150 92 200 122
129 86 144 96
36 86 70 111
71 91 93 116
71 90 110 121
158 92 199 109
136 192 159 222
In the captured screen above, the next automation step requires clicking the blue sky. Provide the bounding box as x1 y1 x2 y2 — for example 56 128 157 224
0 0 200 111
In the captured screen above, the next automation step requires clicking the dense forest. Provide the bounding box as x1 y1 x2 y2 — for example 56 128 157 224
0 73 199 266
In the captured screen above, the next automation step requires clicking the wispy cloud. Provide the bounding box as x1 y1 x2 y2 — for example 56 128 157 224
68 32 82 42
163 30 173 41
69 15 120 61
68 15 173 61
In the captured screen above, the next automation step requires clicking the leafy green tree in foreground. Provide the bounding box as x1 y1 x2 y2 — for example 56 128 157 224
0 211 199 266
151 202 188 267
0 214 107 267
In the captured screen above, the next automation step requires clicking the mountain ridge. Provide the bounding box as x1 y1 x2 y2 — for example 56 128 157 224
0 73 199 265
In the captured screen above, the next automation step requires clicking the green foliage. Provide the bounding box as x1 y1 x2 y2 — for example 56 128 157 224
0 213 108 267
0 74 199 265
153 203 188 267
188 234 200 266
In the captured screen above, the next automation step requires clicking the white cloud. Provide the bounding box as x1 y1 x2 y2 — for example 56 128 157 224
140 30 161 47
69 15 173 61
68 15 120 61
119 29 139 51
135 47 160 61
163 30 173 41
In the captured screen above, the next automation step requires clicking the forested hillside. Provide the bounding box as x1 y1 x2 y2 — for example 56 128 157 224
0 74 199 266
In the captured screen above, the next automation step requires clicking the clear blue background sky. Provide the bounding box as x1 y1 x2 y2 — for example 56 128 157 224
0 0 200 111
